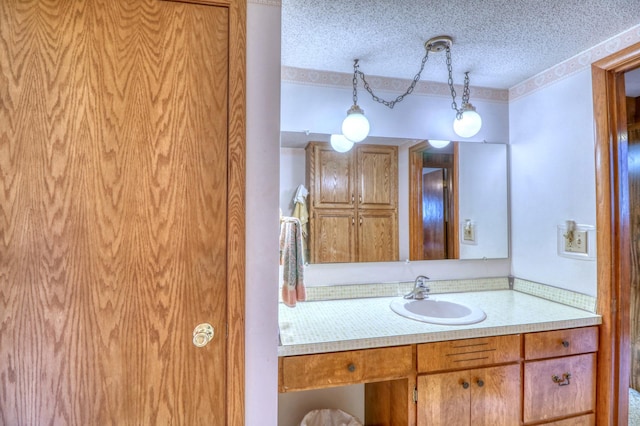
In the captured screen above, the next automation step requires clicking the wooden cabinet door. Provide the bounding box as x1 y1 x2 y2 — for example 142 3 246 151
0 0 244 424
470 364 521 426
310 209 356 263
309 143 355 208
418 371 471 426
523 353 596 423
418 364 520 426
357 145 398 209
358 210 398 262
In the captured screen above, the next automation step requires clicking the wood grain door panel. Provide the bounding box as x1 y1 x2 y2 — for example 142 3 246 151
310 209 356 263
0 0 237 424
357 145 398 209
418 371 470 426
523 353 597 423
469 364 520 426
422 169 447 259
358 210 398 262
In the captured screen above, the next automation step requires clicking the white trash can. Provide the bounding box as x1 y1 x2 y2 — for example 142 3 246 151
300 408 363 426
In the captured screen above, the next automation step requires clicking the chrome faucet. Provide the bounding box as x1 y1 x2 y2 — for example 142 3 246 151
404 275 430 300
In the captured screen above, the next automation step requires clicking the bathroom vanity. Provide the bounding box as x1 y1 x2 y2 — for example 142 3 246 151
278 281 601 425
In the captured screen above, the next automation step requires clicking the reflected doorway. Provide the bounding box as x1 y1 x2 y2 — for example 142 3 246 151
409 141 459 260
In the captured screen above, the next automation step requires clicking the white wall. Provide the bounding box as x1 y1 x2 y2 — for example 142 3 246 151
509 67 598 296
458 143 509 259
281 81 509 143
246 3 281 425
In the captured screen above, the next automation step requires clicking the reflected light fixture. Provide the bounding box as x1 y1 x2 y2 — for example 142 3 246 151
428 139 451 148
330 134 354 152
336 35 482 151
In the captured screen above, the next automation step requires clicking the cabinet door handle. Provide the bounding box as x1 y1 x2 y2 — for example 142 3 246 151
461 381 469 389
562 340 570 348
347 363 356 373
551 372 572 386
359 195 362 203
476 379 484 387
351 194 354 203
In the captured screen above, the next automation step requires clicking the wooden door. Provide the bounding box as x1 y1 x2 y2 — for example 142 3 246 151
470 364 520 426
0 0 245 424
357 144 398 209
422 169 447 259
627 96 640 391
418 371 470 426
358 210 398 262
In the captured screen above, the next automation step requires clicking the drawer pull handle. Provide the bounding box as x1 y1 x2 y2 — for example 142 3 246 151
551 373 572 386
462 381 469 389
476 379 484 387
347 363 356 373
562 340 570 348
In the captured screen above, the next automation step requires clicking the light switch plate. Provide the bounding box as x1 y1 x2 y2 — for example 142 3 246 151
564 230 588 254
557 224 595 260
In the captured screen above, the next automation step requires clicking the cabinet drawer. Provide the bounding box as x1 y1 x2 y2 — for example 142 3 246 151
417 334 520 373
279 345 413 392
524 327 598 360
523 353 596 423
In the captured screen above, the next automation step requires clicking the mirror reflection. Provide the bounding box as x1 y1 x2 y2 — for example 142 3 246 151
280 135 508 263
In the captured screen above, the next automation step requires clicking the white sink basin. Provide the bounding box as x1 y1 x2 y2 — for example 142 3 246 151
390 297 486 325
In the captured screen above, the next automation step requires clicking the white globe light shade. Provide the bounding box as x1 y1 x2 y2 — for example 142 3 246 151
453 109 482 138
428 139 451 148
330 134 354 153
341 106 370 142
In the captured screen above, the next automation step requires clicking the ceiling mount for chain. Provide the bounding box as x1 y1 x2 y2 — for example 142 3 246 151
425 36 453 53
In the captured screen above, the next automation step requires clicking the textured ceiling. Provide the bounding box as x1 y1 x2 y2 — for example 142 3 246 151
282 0 640 89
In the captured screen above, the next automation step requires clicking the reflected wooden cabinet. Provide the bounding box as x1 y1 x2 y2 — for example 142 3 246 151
306 142 398 263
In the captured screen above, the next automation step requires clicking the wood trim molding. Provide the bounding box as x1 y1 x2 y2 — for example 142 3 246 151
451 143 460 259
226 0 246 424
409 142 429 260
592 41 640 426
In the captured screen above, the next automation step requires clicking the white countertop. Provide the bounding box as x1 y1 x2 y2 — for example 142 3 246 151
278 289 601 356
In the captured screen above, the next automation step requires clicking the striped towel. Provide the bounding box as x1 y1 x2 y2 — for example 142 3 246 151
280 217 306 307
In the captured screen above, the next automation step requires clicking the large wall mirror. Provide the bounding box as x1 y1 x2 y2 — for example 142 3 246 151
280 133 509 263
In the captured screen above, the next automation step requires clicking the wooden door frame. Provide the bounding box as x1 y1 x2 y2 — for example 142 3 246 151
592 42 640 425
163 0 246 424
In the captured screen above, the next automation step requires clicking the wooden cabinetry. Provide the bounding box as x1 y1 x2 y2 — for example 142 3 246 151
278 326 599 426
416 335 521 426
523 327 598 425
306 142 398 263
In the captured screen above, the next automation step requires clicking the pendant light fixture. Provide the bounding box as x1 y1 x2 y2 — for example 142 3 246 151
341 60 370 143
452 72 482 138
335 35 482 151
